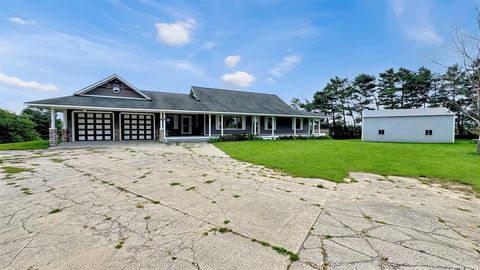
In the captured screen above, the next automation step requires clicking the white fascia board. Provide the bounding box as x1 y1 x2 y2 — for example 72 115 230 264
24 103 326 118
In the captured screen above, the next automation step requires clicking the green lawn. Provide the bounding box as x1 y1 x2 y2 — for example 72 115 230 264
214 139 480 191
0 140 49 151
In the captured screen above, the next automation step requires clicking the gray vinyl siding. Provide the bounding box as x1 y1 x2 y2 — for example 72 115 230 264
86 82 146 99
362 115 455 143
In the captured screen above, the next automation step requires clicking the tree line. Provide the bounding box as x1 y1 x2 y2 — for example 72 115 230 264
0 108 61 143
292 63 479 139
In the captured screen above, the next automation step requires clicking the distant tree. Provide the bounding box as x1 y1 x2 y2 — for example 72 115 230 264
413 67 433 108
428 73 445 107
21 107 61 139
396 67 416 108
378 68 399 109
0 109 39 143
352 73 377 112
290 98 303 110
442 64 468 134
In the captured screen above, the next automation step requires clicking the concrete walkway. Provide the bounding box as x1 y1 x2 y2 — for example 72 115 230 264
0 143 479 269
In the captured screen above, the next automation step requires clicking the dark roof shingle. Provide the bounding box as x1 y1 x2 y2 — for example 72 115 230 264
27 87 320 117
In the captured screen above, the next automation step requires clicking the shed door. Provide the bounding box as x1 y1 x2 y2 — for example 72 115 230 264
121 114 154 140
74 112 113 141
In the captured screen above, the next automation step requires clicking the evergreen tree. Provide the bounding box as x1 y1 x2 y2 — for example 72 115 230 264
378 68 399 109
413 67 433 108
352 73 377 112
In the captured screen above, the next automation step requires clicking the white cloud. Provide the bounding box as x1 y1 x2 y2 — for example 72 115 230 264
202 41 217 49
9 17 36 26
267 77 275 84
224 55 241 68
270 55 302 77
154 18 196 46
388 0 441 44
222 71 255 88
408 29 441 43
0 72 58 92
159 59 207 79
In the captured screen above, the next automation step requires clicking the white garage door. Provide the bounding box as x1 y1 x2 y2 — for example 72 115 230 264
74 112 113 141
121 114 154 140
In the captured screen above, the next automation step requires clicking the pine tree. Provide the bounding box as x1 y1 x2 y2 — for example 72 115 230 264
378 68 399 109
352 73 377 112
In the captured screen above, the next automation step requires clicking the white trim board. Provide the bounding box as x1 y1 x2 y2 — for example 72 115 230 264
26 103 324 119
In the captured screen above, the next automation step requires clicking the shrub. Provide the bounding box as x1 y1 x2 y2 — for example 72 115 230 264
209 133 262 142
0 109 40 143
277 135 332 140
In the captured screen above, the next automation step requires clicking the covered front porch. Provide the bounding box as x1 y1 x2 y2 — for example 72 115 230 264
47 108 325 146
161 113 326 142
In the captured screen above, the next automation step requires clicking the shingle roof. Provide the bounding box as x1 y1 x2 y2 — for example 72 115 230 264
26 87 320 117
363 107 454 118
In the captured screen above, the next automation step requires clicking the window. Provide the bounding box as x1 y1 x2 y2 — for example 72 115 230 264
378 129 385 135
216 115 245 130
292 118 303 130
425 129 433 136
265 117 276 130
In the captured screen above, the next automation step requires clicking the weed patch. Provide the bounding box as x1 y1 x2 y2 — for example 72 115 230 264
49 208 62 214
3 166 32 174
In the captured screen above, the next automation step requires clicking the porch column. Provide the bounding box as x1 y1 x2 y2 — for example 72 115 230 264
62 109 69 142
293 117 296 136
258 116 261 135
308 119 312 135
159 112 166 143
318 118 321 136
271 117 275 138
49 108 57 147
208 114 212 138
220 114 224 137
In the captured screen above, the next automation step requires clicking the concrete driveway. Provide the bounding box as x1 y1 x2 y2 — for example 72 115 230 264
0 142 479 270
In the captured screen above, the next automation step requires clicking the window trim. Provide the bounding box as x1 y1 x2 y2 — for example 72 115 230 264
216 115 246 130
292 118 303 130
264 117 276 131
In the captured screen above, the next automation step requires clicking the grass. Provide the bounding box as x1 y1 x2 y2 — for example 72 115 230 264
2 166 33 174
214 139 480 192
0 140 49 151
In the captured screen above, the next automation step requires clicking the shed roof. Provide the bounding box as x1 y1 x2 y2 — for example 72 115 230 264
362 107 454 118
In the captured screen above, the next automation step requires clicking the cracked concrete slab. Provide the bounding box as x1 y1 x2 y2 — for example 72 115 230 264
0 143 479 270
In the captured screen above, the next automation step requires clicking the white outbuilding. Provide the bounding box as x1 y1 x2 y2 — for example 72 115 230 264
362 107 455 143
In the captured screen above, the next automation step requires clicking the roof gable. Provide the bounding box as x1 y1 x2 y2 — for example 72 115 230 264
74 74 151 100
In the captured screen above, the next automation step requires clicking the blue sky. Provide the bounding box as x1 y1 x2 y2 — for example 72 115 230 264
0 0 478 112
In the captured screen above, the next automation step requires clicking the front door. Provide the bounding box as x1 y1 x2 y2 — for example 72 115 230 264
181 115 192 135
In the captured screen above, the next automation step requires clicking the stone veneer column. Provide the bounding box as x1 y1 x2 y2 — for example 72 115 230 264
61 128 69 142
49 128 58 147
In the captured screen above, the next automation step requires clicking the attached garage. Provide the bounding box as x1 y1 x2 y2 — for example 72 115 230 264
73 112 113 141
120 113 155 140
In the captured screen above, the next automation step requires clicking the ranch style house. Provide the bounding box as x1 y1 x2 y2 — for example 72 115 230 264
25 74 325 146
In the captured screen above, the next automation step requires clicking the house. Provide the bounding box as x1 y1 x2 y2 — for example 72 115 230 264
25 75 324 146
361 107 455 143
